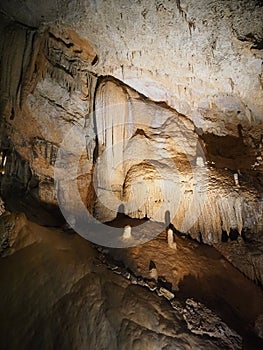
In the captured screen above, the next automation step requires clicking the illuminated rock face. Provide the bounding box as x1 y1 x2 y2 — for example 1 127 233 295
0 2 263 348
0 4 262 251
1 0 263 133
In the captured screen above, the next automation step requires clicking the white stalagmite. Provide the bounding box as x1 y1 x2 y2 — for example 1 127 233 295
234 173 239 187
122 225 132 240
167 228 177 250
196 156 205 167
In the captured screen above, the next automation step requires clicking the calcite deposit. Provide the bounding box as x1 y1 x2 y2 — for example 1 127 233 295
0 1 262 348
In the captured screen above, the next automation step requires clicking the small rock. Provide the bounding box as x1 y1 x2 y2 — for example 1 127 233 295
130 275 138 284
137 276 146 286
112 266 122 275
144 279 157 291
123 271 131 280
159 287 175 300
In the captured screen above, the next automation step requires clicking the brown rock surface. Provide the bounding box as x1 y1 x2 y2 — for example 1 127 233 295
0 212 254 350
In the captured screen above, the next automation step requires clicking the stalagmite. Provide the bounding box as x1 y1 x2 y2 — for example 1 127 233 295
196 156 205 167
167 228 177 250
122 225 132 240
234 173 240 187
149 260 158 281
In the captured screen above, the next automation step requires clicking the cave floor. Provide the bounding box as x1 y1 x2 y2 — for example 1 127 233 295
104 216 263 350
1 197 263 349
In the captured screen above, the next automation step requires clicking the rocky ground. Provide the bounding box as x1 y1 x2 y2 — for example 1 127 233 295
0 201 262 350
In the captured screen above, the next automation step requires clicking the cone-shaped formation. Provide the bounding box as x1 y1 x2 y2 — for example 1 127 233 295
167 228 177 250
149 260 158 280
122 225 132 240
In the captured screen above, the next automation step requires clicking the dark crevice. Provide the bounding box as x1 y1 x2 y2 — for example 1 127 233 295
91 75 104 164
200 132 256 171
37 91 78 121
176 0 187 18
131 128 150 139
252 40 263 50
221 231 229 242
238 34 263 50
47 59 74 78
48 31 74 49
10 107 15 120
229 229 239 241
91 54 98 66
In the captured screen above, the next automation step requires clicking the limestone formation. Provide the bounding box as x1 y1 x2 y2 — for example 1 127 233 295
158 287 175 301
167 228 177 250
122 225 132 240
234 173 240 187
149 260 158 281
196 156 205 167
215 238 263 285
0 13 262 247
0 4 263 350
183 299 242 350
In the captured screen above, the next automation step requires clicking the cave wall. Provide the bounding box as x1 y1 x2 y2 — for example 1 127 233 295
1 0 262 135
0 0 262 247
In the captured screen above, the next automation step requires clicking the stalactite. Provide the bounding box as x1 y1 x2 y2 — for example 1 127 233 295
33 137 58 166
92 78 262 243
0 146 32 193
84 72 97 163
94 79 132 199
46 64 77 92
0 16 261 247
122 173 247 245
0 19 43 120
